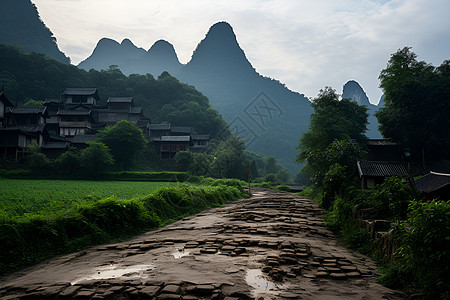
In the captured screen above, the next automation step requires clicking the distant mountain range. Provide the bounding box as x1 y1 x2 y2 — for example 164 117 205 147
0 1 382 173
78 38 182 76
79 22 382 172
0 0 69 63
79 22 315 172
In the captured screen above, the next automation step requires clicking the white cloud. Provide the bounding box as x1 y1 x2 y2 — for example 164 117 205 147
32 0 450 104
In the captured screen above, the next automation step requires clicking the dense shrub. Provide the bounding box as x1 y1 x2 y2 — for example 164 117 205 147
54 149 82 174
393 200 450 298
362 177 413 220
81 142 114 176
26 152 52 171
275 185 290 192
200 177 246 192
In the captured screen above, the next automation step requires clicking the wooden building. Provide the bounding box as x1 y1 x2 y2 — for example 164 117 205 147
0 105 50 161
156 136 192 159
0 91 14 127
415 172 450 200
358 160 450 189
62 88 99 106
57 107 95 137
191 134 210 152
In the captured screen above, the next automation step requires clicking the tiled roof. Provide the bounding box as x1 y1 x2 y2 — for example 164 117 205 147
4 124 46 134
64 88 97 96
161 136 190 142
358 161 450 178
57 109 92 116
148 124 171 130
357 161 409 177
8 106 47 115
107 97 133 103
415 172 450 194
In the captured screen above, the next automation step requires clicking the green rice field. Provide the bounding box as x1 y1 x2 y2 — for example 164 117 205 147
0 179 177 219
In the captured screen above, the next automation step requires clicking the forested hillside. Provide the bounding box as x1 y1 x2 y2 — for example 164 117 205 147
0 0 69 63
0 44 228 139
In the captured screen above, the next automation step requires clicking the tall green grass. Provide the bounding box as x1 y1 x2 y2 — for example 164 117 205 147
0 180 176 219
0 179 248 275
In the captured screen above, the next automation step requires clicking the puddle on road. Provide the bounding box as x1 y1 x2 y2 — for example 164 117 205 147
71 264 155 284
173 248 191 259
246 269 282 297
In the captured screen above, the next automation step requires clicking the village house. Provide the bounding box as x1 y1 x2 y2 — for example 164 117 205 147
147 123 210 159
191 134 210 152
0 92 50 160
358 139 450 191
0 88 210 161
414 171 450 200
0 91 14 127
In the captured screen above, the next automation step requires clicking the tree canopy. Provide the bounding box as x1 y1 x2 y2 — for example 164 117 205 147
81 142 114 176
298 87 368 162
97 120 147 170
376 47 450 160
297 87 368 207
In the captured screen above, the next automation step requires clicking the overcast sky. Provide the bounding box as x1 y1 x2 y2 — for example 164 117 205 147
32 0 450 105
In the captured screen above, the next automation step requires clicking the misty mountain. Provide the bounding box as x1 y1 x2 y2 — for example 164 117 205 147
342 80 382 139
0 0 69 63
78 38 183 76
77 22 384 173
175 22 314 172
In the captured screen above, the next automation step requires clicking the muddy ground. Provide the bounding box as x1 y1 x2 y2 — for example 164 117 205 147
0 189 405 299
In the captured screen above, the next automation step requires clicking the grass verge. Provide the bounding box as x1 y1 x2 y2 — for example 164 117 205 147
0 179 248 275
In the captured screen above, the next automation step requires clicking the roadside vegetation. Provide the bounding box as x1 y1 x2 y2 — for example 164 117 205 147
298 48 449 299
0 177 248 275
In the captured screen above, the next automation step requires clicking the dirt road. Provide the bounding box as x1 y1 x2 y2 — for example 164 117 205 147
0 189 405 299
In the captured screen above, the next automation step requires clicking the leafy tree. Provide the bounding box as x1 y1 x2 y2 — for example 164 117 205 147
81 142 114 176
297 87 368 172
275 169 291 184
26 142 52 171
298 87 368 155
264 173 279 185
213 136 246 179
297 87 368 207
264 156 280 174
376 47 450 160
54 148 82 174
174 151 215 176
174 151 194 172
97 120 147 170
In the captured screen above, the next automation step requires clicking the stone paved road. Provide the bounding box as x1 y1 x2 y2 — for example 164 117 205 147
0 189 405 299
